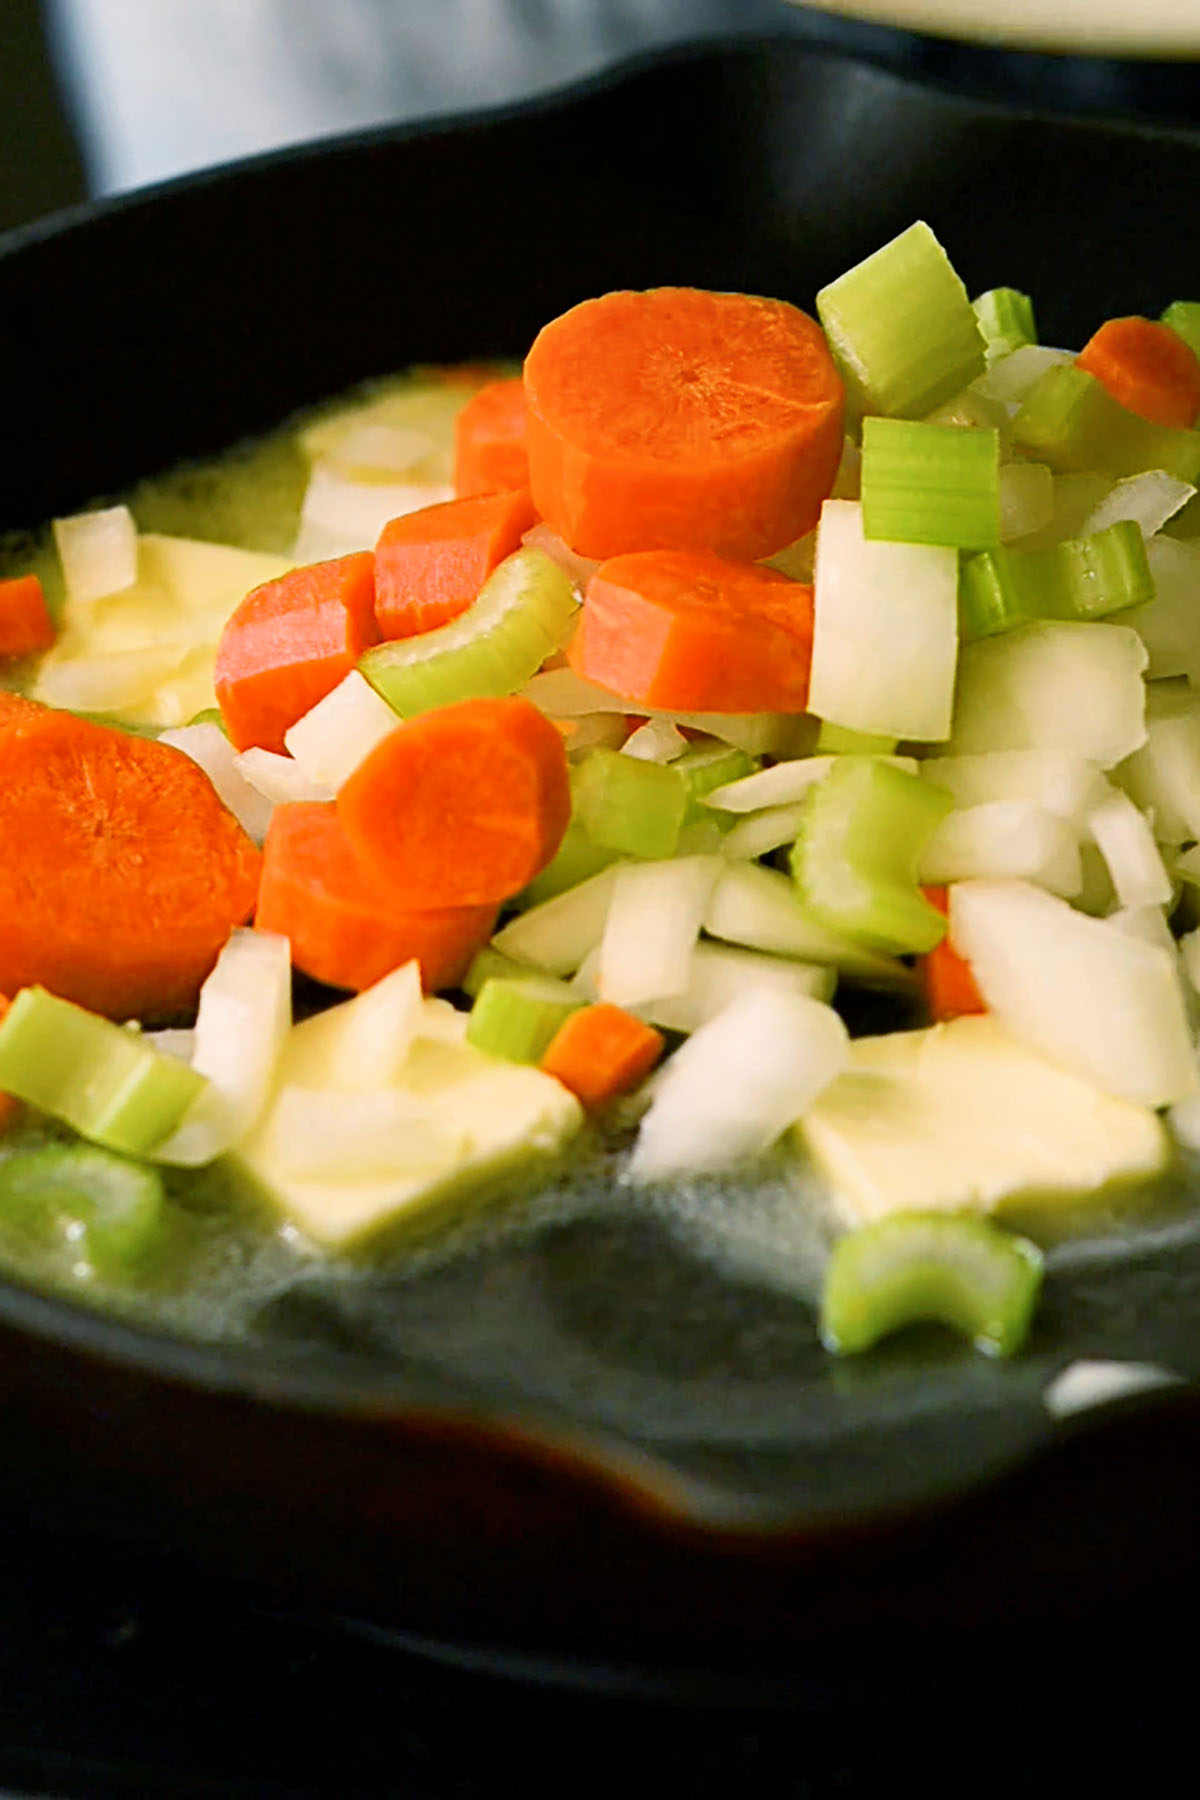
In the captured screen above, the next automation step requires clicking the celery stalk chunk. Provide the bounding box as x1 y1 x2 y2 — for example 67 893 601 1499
674 742 758 821
572 747 687 859
815 722 898 755
0 1144 165 1272
1161 301 1200 362
815 221 986 422
518 817 616 906
0 988 207 1157
972 287 1037 363
960 519 1154 641
860 418 1000 549
820 1212 1043 1357
1013 363 1200 482
466 975 582 1065
790 758 953 956
359 546 578 718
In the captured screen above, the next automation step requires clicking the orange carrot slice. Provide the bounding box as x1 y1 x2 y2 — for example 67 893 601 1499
0 700 260 1020
337 694 571 908
1076 316 1200 429
214 552 379 753
523 286 844 560
453 376 530 496
920 885 986 1022
0 574 55 658
256 802 496 993
373 488 537 640
539 1002 664 1110
567 548 814 712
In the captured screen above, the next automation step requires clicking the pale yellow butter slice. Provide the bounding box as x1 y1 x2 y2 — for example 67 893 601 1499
797 1013 1168 1225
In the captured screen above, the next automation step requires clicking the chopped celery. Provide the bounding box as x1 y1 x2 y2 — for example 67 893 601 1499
0 1144 166 1272
517 817 616 906
461 944 535 1000
0 988 206 1157
790 758 953 956
820 1212 1043 1357
360 546 578 717
673 741 758 822
815 722 898 756
465 975 582 1065
1012 363 1200 482
972 287 1037 362
704 862 915 985
1161 300 1200 362
815 221 986 422
572 746 687 859
860 418 999 549
959 519 1154 640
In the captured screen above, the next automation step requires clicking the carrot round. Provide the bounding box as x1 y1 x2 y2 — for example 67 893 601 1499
453 377 530 497
1076 316 1200 429
256 802 497 993
374 488 537 640
0 701 260 1020
0 574 55 658
567 548 814 712
921 885 986 1022
539 1002 664 1110
523 286 845 560
338 694 571 908
214 551 379 753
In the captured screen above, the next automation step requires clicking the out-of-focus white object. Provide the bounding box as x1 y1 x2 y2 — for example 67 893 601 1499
793 0 1200 54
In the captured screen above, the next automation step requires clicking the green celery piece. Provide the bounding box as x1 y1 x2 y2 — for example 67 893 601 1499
959 518 1154 640
360 546 578 718
1161 301 1200 362
186 706 228 733
465 975 582 1064
860 417 1000 548
0 1143 165 1271
790 757 952 956
460 944 535 1000
674 742 758 823
518 816 616 905
820 1211 1044 1357
972 287 1037 362
0 987 205 1157
572 746 687 859
815 720 898 755
1012 362 1200 481
816 221 987 423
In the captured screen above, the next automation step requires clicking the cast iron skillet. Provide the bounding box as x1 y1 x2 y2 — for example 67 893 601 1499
3 35 1200 1682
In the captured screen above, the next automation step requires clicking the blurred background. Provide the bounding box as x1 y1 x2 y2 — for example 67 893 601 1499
4 0 1200 234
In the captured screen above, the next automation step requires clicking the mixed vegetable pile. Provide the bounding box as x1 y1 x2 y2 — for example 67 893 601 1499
5 219 1200 1361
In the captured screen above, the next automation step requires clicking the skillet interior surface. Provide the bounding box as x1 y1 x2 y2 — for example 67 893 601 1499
4 36 1200 1666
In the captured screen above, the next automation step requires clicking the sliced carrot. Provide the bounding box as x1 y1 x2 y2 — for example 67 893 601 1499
453 377 530 497
214 551 378 753
567 548 814 712
0 574 55 658
1076 316 1200 429
920 885 986 1022
523 286 844 560
256 802 496 993
338 694 570 909
539 1003 665 1111
374 488 537 640
0 700 260 1020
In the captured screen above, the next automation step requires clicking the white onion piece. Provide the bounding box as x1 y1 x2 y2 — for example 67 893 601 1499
620 717 688 762
721 803 808 861
628 989 848 1182
704 862 911 985
597 856 722 1006
1122 535 1200 680
998 460 1055 543
293 464 452 560
312 961 425 1089
634 942 835 1035
921 748 1105 822
491 865 619 977
1079 470 1195 540
33 642 187 712
564 714 630 758
809 499 958 742
159 722 275 843
53 504 138 606
1118 706 1200 844
948 877 1197 1107
232 747 335 806
323 423 435 477
156 929 293 1166
284 671 401 790
1043 1359 1181 1419
972 344 1073 405
920 800 1082 896
521 665 803 756
1086 787 1173 910
706 753 916 813
949 621 1147 768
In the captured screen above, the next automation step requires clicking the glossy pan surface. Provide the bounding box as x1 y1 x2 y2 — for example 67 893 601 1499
3 36 1200 1673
